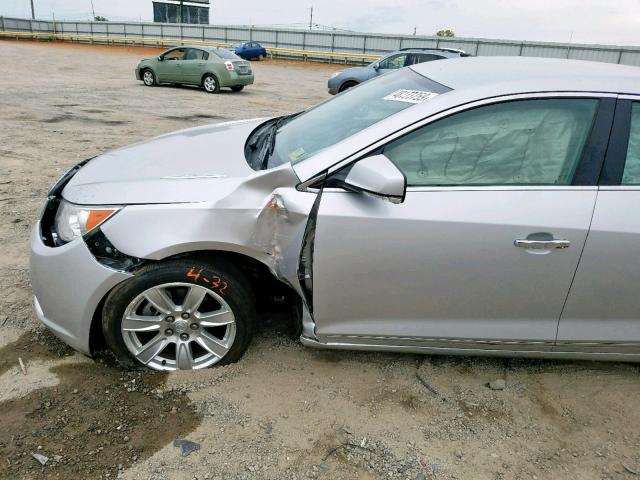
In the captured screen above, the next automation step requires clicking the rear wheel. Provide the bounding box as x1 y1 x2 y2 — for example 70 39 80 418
142 69 156 87
339 81 358 93
231 85 244 92
102 258 254 371
258 54 265 61
202 74 220 93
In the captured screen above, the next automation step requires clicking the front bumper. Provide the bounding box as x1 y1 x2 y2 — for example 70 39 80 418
29 223 131 354
135 66 142 80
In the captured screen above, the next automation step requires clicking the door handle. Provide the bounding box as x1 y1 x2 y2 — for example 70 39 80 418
514 239 571 249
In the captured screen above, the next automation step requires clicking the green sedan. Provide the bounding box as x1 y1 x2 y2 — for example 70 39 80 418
135 45 254 93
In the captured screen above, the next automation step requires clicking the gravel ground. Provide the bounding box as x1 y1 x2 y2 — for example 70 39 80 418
1 39 640 480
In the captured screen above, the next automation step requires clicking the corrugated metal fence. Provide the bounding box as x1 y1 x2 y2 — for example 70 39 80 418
2 15 640 66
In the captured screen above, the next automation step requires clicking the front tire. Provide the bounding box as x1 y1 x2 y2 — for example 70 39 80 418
339 80 358 93
142 69 156 87
231 85 244 92
202 74 220 93
102 258 254 371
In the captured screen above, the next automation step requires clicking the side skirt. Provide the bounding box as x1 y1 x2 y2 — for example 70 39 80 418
300 336 640 362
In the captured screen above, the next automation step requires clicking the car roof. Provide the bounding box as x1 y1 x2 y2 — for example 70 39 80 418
175 45 234 53
411 56 640 95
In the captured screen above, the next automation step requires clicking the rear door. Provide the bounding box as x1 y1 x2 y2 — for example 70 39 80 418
312 95 614 350
558 97 640 352
181 48 208 84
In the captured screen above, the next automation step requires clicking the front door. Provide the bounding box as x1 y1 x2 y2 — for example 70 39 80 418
557 98 640 351
376 53 409 75
312 96 608 350
156 48 186 83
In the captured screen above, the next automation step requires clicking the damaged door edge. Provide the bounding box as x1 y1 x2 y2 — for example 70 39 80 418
296 184 324 339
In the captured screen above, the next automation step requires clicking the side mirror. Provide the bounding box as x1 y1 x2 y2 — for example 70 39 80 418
344 154 406 204
157 56 163 61
372 63 380 71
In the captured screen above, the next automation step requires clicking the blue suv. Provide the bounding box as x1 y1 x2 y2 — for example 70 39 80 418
327 48 469 94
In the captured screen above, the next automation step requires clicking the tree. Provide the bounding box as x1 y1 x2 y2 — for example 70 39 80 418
94 15 108 21
436 29 455 38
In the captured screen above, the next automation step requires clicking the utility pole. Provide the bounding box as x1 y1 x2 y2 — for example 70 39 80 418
308 6 313 30
30 0 35 19
412 26 416 35
90 0 95 20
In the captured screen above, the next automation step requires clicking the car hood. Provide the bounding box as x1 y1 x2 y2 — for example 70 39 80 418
63 118 268 205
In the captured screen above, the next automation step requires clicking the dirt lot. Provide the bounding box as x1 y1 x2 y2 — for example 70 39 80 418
0 40 639 480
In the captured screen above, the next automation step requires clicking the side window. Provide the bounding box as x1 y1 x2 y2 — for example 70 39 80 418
415 53 444 64
622 102 640 184
383 98 598 186
164 48 185 60
184 49 206 60
379 54 408 70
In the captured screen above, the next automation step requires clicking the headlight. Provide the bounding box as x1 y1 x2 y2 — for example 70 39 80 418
330 71 343 79
54 201 120 244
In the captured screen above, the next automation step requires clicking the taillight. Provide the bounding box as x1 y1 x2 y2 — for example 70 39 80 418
224 61 235 71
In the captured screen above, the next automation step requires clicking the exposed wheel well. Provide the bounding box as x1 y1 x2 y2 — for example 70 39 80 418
89 250 302 355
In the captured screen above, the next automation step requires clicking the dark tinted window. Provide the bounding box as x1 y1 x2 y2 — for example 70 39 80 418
213 48 240 60
622 102 640 184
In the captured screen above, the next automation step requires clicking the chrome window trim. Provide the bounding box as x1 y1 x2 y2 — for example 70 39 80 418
297 91 616 191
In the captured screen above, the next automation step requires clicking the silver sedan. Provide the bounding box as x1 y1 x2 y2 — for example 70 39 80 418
30 57 640 370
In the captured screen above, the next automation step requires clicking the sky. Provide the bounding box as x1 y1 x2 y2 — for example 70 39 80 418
2 0 640 46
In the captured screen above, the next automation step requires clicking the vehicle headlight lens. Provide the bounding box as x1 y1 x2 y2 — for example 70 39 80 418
330 71 343 79
54 201 120 244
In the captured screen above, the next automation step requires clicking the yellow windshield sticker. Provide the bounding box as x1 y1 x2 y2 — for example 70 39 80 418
288 147 306 161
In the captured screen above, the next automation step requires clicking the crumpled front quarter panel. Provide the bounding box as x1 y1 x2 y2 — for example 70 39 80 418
100 163 317 293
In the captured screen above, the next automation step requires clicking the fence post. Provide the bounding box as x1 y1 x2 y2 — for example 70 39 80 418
0 16 4 32
475 40 480 56
518 42 524 56
141 23 144 46
180 24 183 44
160 23 163 47
275 29 279 48
435 37 440 48
617 49 623 64
362 35 367 54
124 22 127 39
90 21 93 44
398 36 403 50
202 26 205 43
249 27 253 41
330 32 334 52
302 30 306 50
224 26 227 43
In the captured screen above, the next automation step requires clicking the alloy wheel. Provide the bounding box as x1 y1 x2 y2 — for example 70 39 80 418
143 71 154 86
121 282 236 370
203 76 217 92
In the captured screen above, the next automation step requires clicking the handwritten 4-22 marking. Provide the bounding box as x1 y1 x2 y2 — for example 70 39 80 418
185 266 229 295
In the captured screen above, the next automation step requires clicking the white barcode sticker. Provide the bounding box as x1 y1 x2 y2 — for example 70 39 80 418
383 89 439 104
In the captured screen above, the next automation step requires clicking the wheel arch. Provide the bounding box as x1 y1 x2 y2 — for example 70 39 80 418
88 248 303 355
201 71 220 86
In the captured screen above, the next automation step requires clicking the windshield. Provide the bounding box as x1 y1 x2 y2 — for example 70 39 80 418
268 68 450 167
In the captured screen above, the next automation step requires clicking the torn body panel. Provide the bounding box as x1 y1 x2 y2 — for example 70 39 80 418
96 162 319 334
